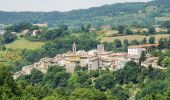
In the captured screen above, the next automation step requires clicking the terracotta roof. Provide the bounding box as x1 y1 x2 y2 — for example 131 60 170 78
128 44 159 48
110 52 128 56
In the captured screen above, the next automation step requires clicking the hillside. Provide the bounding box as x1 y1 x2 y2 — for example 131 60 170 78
5 38 45 50
0 0 170 27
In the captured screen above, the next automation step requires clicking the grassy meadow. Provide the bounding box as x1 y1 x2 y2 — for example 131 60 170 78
5 38 45 50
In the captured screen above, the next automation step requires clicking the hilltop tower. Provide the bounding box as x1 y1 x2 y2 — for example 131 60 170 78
97 44 105 53
72 42 77 53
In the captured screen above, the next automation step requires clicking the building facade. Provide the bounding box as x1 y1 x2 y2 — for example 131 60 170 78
128 44 159 56
128 47 143 56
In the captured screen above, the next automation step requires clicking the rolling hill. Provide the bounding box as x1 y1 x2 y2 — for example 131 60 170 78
0 0 170 27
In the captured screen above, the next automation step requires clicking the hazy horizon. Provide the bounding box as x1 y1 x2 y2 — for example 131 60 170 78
0 0 152 12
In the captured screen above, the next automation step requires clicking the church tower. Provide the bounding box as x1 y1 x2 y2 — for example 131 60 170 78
72 42 76 53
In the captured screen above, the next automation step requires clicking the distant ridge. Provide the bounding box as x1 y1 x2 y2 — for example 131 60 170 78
0 0 170 27
154 0 170 3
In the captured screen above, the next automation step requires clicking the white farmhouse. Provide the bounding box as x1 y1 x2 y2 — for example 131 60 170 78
128 44 159 56
128 46 143 56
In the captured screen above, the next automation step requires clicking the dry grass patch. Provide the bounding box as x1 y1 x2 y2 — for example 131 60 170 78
101 34 170 43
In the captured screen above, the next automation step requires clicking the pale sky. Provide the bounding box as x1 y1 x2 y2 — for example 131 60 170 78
0 0 152 12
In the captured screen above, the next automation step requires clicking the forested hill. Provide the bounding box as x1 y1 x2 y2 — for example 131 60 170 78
0 0 170 27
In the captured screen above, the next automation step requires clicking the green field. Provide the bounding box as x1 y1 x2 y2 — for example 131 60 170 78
5 38 45 50
101 34 170 43
0 51 7 57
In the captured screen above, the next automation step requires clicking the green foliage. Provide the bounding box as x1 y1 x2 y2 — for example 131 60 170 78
1 45 6 51
141 38 147 44
104 90 118 100
0 65 21 99
123 39 129 52
43 66 70 88
123 39 129 46
42 27 68 41
21 85 52 100
28 69 44 84
113 39 122 48
149 36 155 44
68 73 80 89
158 38 168 49
117 25 126 34
69 88 107 100
81 24 91 32
116 61 141 84
136 80 169 99
162 57 170 67
162 21 170 28
110 86 129 100
2 31 17 43
139 51 146 65
5 23 39 32
150 50 162 57
130 39 139 45
74 65 82 72
75 71 92 87
103 42 114 51
125 29 133 35
145 65 165 80
42 96 65 100
148 27 156 35
95 73 115 91
141 93 166 100
22 49 42 62
158 55 165 66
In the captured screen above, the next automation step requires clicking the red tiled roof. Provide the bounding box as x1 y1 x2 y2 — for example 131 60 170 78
128 44 159 48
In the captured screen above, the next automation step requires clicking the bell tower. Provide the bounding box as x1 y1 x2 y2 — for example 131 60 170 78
72 42 76 53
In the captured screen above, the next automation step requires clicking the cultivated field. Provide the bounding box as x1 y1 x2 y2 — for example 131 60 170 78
101 34 170 43
5 38 45 50
155 17 170 21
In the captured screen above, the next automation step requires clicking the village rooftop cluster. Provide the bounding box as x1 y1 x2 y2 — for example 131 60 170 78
14 42 164 79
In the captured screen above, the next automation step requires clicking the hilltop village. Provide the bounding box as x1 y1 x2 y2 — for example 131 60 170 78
14 42 164 79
